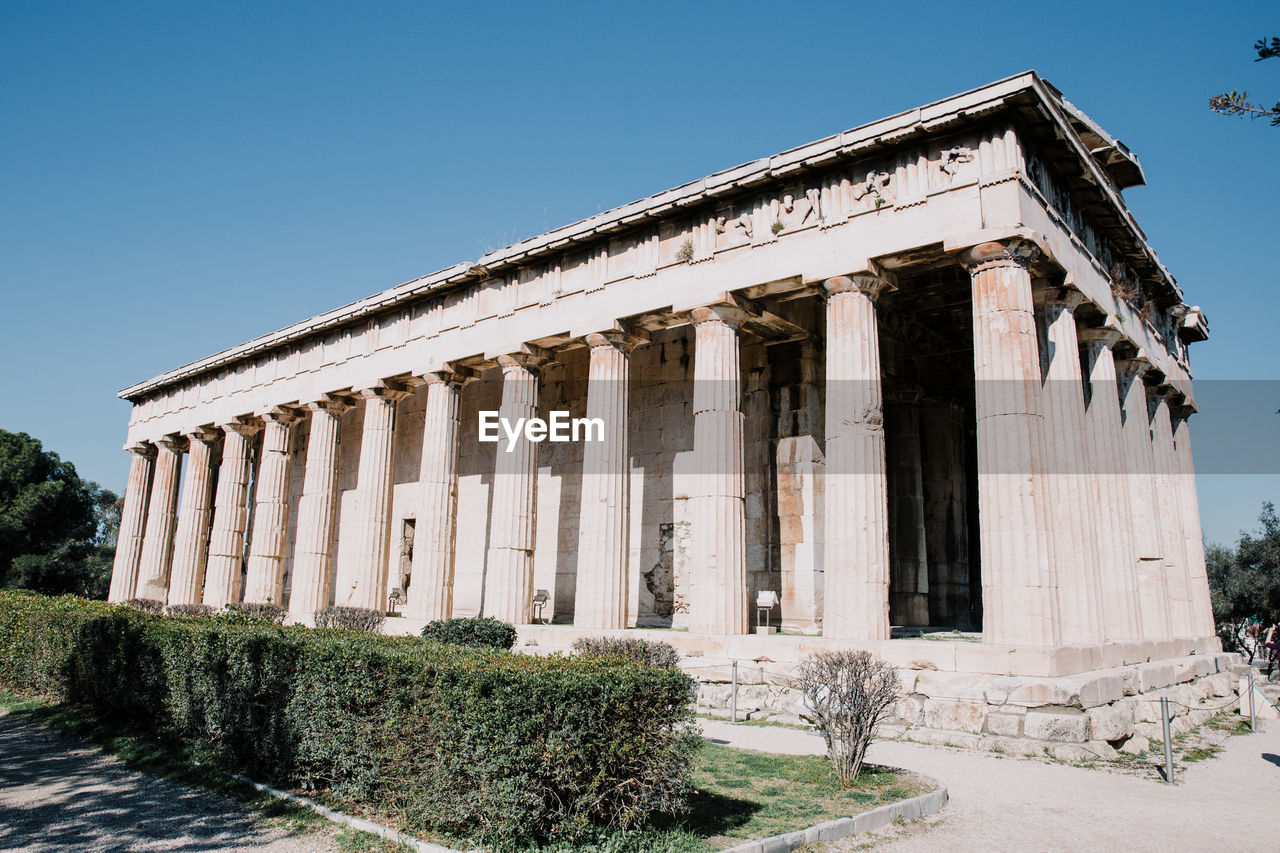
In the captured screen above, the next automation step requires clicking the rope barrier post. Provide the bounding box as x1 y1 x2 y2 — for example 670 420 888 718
730 660 738 724
1160 696 1175 785
1248 670 1256 733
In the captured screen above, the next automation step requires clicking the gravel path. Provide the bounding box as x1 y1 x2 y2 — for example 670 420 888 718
0 712 339 853
700 717 1280 851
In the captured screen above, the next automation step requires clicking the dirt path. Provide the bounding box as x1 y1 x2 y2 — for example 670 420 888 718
0 712 339 853
700 717 1280 851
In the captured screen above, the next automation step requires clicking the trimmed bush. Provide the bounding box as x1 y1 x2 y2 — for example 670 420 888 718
226 602 287 624
166 603 215 618
0 591 698 845
421 615 517 650
314 605 385 632
126 597 164 614
572 636 681 670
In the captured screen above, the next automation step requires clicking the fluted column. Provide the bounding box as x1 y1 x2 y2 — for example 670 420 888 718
484 351 547 624
244 407 299 605
135 435 185 602
823 273 892 641
405 372 470 621
107 442 156 602
1036 288 1104 644
574 330 645 629
167 428 220 606
203 419 261 608
961 238 1058 647
1079 328 1143 641
689 304 749 635
1151 388 1194 636
336 383 411 611
1172 407 1216 639
290 395 353 617
1117 358 1172 638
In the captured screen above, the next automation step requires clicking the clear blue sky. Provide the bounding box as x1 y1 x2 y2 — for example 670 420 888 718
2 1 1276 547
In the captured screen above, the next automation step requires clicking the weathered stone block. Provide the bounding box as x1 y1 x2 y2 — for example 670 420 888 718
985 712 1023 737
1024 709 1088 742
1087 701 1136 742
904 728 981 750
923 698 988 733
893 695 924 725
981 735 1045 757
1137 662 1176 692
1119 735 1150 755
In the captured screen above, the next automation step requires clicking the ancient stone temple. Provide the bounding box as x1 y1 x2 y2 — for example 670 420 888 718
108 72 1221 699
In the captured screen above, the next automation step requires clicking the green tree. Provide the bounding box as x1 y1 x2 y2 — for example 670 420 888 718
1209 37 1280 125
1208 502 1280 654
0 429 118 598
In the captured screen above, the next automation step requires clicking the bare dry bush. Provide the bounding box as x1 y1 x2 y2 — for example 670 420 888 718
796 649 900 784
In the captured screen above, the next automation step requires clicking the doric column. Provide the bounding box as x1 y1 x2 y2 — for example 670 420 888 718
335 383 411 611
960 238 1059 647
203 419 261 608
1079 328 1143 641
107 442 156 602
1150 388 1194 637
1172 407 1216 639
405 371 470 621
134 435 185 602
244 407 299 606
822 273 892 641
484 350 548 624
887 393 929 627
574 330 645 629
688 304 750 635
290 395 354 618
1117 358 1172 638
167 428 220 606
1035 288 1104 644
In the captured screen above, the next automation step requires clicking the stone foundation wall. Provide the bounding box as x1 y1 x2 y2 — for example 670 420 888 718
694 651 1244 760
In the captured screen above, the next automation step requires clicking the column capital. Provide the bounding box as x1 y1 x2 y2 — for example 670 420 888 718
688 301 752 329
421 365 475 388
947 230 1048 274
822 269 896 300
582 328 649 352
260 405 302 425
493 345 551 372
185 426 222 446
1115 355 1154 381
358 380 413 402
220 416 263 439
1078 326 1124 349
157 433 188 453
124 441 157 459
1033 283 1087 310
307 392 357 417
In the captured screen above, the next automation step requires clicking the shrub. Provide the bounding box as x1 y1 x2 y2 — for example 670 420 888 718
796 649 899 784
225 602 287 625
572 636 681 669
0 590 697 844
421 615 517 650
314 605 385 632
166 604 215 618
126 598 164 614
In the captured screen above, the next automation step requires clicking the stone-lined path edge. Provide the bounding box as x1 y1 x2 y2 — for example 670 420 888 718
231 774 469 853
721 786 949 853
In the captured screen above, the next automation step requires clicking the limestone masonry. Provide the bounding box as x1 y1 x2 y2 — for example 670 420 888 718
108 73 1223 717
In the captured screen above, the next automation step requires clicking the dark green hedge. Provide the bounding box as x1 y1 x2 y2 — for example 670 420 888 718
421 615 518 650
0 591 699 845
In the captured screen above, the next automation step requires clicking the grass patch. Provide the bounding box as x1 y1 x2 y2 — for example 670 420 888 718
670 743 931 849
